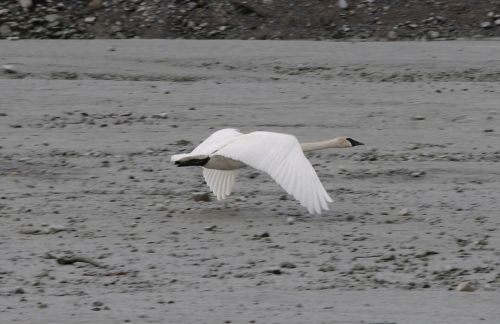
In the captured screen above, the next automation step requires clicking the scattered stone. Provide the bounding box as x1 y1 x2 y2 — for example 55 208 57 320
280 261 296 269
152 112 169 119
44 14 61 23
428 30 440 39
192 192 210 202
318 265 336 272
398 208 411 216
351 263 366 271
387 30 398 40
45 252 106 268
474 239 488 246
18 0 33 11
154 203 167 211
264 267 282 275
0 1 498 40
411 115 426 120
456 281 475 292
337 0 348 10
415 250 438 258
19 224 74 235
2 64 17 74
204 224 217 231
88 0 103 10
379 254 396 262
175 139 192 146
410 171 425 178
480 21 492 29
0 24 12 37
483 129 494 133
285 217 295 225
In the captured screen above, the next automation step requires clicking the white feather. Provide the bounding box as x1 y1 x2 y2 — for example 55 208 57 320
171 129 242 163
216 131 332 214
191 128 242 155
203 168 236 200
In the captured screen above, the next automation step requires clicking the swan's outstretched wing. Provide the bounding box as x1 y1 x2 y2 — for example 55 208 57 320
171 128 242 163
216 131 332 214
203 168 236 200
191 128 243 155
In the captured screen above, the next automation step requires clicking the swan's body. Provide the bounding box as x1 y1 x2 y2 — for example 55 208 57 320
171 129 363 214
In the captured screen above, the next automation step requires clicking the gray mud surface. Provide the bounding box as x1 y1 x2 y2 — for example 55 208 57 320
1 40 500 323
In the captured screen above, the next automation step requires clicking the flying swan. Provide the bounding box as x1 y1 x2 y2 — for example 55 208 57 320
171 129 363 214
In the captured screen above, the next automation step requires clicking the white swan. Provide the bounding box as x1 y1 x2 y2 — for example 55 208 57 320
171 129 363 214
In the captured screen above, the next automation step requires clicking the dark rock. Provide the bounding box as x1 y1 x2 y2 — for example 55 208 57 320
192 192 210 202
264 267 282 275
280 261 296 269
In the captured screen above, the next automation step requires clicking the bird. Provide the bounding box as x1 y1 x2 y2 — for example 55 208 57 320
171 128 363 214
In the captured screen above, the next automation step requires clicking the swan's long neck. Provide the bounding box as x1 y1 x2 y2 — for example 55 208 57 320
300 138 347 152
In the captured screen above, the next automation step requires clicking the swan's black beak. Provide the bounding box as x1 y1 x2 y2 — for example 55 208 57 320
347 138 364 147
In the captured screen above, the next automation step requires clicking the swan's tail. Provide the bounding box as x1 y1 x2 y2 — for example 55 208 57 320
170 153 190 162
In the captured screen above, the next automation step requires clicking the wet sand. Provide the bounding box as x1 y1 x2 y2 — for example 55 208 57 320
1 40 500 323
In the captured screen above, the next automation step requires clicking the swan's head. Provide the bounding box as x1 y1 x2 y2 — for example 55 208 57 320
336 136 364 148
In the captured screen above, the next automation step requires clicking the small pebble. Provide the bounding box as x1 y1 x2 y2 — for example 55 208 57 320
337 0 348 9
410 171 425 178
398 208 411 216
2 64 17 73
152 112 169 119
480 21 492 29
192 192 210 202
280 261 296 269
456 281 475 292
264 267 282 275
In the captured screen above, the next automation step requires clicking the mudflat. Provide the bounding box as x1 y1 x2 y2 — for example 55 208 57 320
1 40 499 323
